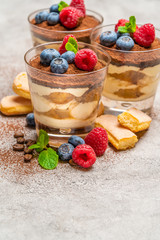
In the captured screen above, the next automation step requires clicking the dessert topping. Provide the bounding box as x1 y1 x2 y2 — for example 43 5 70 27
50 4 59 13
50 57 69 73
116 36 134 50
58 143 75 161
40 49 60 66
118 16 137 34
85 127 108 156
29 130 59 170
47 12 59 25
100 31 117 47
72 144 96 168
35 11 49 24
61 51 75 63
75 49 98 71
115 19 129 32
70 0 86 17
59 6 84 29
68 135 85 147
59 34 78 54
133 23 155 47
26 113 35 127
58 1 69 12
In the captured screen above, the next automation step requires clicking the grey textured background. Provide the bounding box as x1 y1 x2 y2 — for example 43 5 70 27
0 0 160 239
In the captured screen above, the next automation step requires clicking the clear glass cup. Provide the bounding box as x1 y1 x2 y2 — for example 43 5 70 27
24 42 110 147
91 24 160 114
28 8 103 46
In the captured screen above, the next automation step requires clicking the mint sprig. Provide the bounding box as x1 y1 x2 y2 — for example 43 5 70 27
29 130 59 170
65 37 78 54
118 16 136 33
58 1 69 12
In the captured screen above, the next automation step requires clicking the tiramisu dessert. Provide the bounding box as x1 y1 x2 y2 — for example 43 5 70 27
91 16 160 113
24 35 110 146
28 0 103 46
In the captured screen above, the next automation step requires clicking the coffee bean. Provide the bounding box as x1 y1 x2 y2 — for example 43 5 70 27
69 159 77 167
24 147 33 154
14 131 24 138
25 139 33 144
26 140 36 147
24 154 32 162
13 144 24 151
17 137 25 144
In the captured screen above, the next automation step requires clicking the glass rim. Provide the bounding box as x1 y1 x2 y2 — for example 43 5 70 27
28 8 104 34
91 24 160 53
24 41 111 77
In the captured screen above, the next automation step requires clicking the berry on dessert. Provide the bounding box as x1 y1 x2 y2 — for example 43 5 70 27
133 23 155 47
100 31 117 47
59 6 84 29
26 113 35 127
70 0 86 17
116 36 134 50
61 51 75 63
75 49 98 71
50 57 68 73
117 32 130 38
35 11 49 24
84 127 108 156
115 19 129 32
47 12 59 25
68 135 85 147
59 35 78 54
40 49 60 66
58 143 75 161
72 144 96 168
50 4 59 13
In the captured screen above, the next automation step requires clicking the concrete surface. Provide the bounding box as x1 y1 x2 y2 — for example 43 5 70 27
0 0 160 239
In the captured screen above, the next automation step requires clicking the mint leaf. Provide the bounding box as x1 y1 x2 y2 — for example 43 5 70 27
65 37 78 54
28 143 43 153
38 148 59 170
37 129 49 149
118 26 128 33
129 16 136 32
58 1 69 12
118 16 136 33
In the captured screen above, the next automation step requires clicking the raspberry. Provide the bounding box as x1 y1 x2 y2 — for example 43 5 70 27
59 34 78 54
133 23 155 47
72 144 96 168
60 7 84 30
115 19 129 32
75 49 98 71
70 0 86 17
85 127 108 156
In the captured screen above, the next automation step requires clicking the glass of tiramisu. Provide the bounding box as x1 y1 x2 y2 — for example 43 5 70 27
91 21 160 114
28 1 103 46
24 41 110 147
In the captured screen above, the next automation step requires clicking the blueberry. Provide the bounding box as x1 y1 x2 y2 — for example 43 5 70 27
26 113 35 127
50 58 68 74
47 12 59 25
35 11 49 24
100 31 117 47
61 51 75 64
40 49 60 66
116 36 134 51
117 31 130 38
68 136 85 147
58 143 74 161
50 4 59 13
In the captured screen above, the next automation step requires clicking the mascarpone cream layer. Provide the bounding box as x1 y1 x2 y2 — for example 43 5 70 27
35 112 96 129
30 81 89 97
108 63 160 77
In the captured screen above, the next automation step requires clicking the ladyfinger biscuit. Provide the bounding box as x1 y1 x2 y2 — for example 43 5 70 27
0 95 33 116
117 108 152 132
95 115 138 150
12 72 31 99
